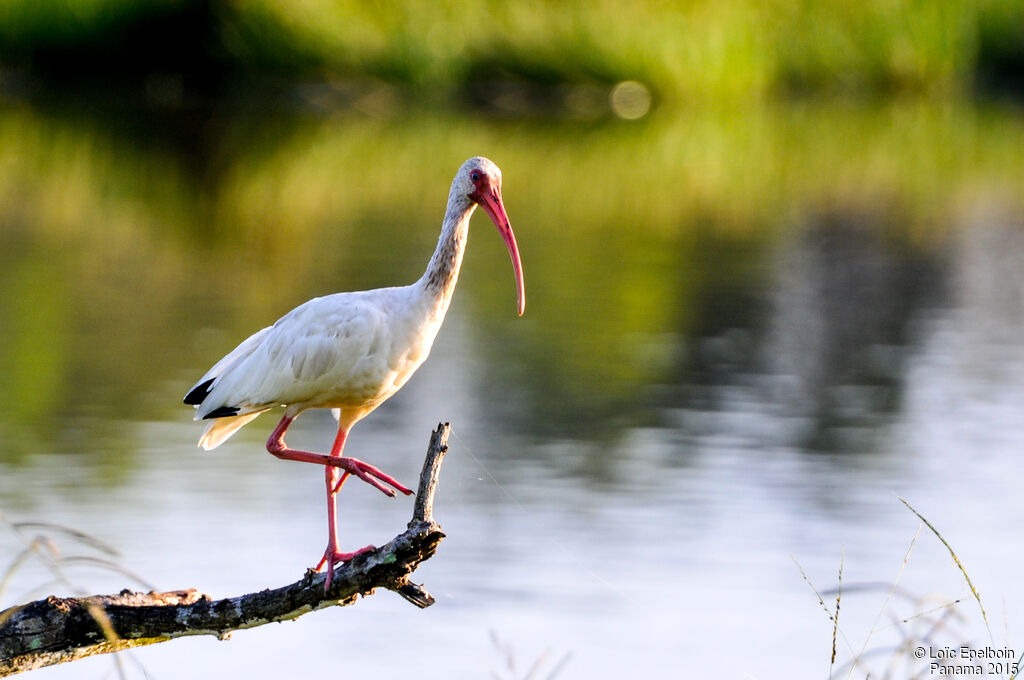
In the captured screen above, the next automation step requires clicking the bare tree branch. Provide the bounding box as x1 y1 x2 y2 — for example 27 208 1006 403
0 422 452 677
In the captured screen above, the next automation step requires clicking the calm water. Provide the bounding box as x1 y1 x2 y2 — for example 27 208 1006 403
1 99 1023 679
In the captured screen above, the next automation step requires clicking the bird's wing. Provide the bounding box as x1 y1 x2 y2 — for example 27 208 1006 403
184 325 273 411
192 292 398 419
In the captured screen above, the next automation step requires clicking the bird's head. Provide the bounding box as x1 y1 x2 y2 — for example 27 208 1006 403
459 156 525 317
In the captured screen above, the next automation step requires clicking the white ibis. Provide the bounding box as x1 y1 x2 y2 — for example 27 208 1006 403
184 156 524 589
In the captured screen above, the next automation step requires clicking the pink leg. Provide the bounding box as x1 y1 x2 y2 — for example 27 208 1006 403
318 425 373 591
265 416 413 497
265 415 412 592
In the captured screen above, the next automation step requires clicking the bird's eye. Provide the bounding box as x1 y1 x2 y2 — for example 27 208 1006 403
471 171 481 183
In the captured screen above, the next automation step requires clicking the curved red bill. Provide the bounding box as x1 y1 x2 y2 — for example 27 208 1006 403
475 185 526 316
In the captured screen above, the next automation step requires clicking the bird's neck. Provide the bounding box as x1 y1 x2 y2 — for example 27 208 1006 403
417 193 475 315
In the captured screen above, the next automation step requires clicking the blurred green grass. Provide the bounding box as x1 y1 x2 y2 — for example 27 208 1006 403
0 0 1022 458
1 0 1022 102
1 99 1021 455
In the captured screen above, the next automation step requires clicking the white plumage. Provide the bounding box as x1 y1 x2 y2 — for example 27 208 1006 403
184 156 524 589
193 286 437 448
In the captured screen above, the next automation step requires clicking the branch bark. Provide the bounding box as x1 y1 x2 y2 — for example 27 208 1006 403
0 422 452 677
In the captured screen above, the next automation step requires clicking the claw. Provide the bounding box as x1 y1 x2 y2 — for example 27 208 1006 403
319 544 376 592
265 417 410 594
333 457 413 497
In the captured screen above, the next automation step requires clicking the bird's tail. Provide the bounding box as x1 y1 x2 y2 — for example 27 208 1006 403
198 412 263 450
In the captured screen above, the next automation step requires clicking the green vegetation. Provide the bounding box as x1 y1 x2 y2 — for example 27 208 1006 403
0 0 1022 102
0 1 1022 463
1 99 1021 457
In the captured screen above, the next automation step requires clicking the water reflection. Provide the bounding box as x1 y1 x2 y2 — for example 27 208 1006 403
763 213 945 452
0 99 1023 678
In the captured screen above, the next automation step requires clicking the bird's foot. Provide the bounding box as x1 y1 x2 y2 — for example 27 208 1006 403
330 457 414 498
317 544 376 592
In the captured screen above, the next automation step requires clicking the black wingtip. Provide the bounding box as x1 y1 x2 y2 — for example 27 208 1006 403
203 406 241 419
184 378 215 405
